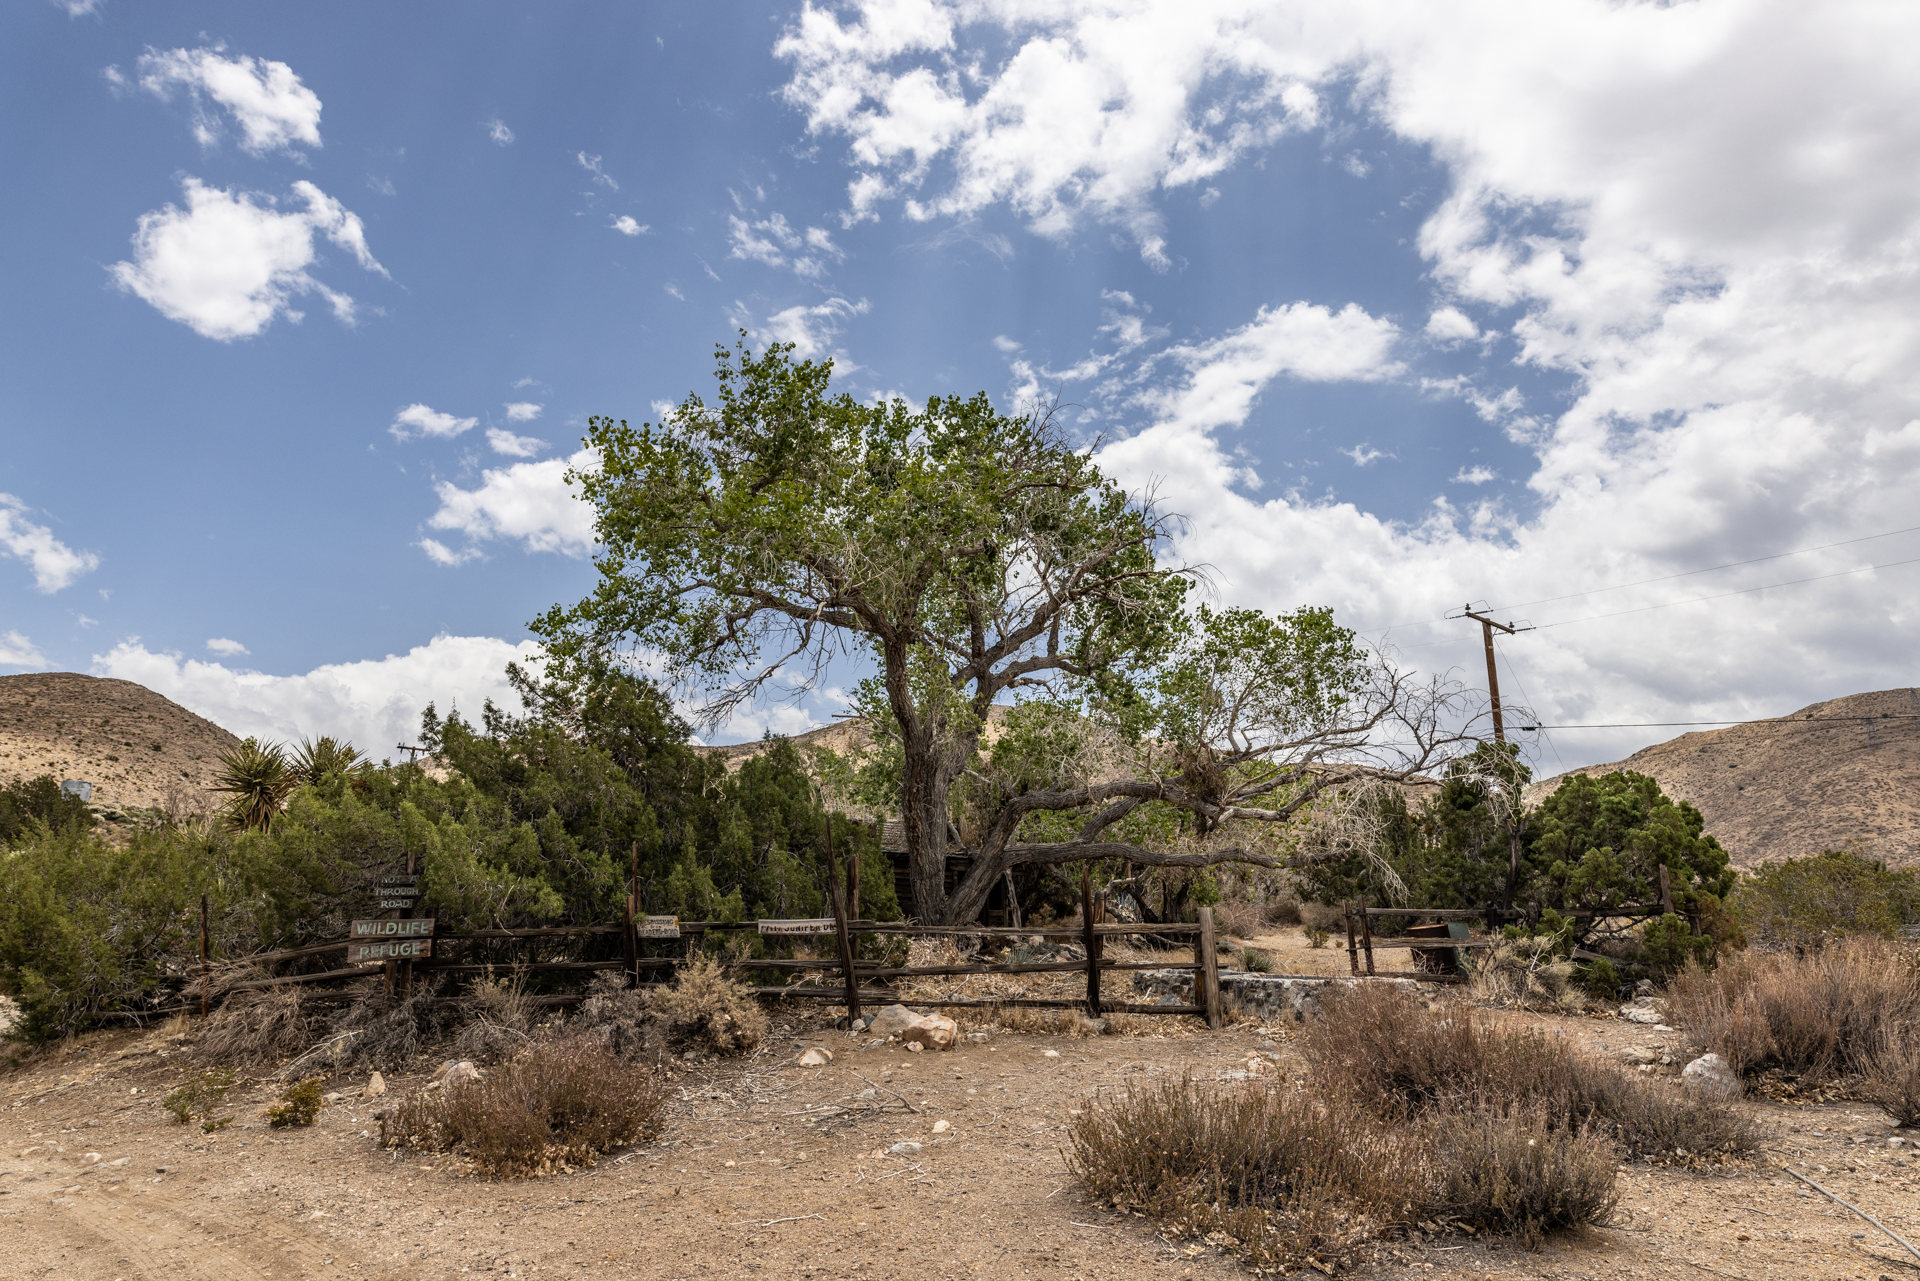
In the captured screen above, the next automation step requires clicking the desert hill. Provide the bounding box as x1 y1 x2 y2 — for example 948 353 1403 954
1527 687 1920 869
0 672 242 813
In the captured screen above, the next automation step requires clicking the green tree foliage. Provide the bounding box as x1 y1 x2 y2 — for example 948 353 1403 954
0 661 894 1042
1733 847 1920 948
540 340 1473 922
0 774 92 844
1528 770 1734 921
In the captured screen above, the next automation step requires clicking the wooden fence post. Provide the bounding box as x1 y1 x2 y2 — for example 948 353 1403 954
1198 904 1221 1029
1658 863 1674 915
826 817 862 1026
1081 864 1101 1018
1359 892 1375 977
1344 900 1359 976
625 841 641 988
199 893 209 1019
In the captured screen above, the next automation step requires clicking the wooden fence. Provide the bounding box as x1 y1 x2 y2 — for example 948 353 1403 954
1343 887 1679 980
178 904 1231 1028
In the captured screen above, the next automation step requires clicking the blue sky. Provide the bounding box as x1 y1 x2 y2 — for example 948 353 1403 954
5 0 1918 774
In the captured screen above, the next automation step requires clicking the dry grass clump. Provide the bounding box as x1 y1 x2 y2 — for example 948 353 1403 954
450 973 539 1064
571 971 658 1060
1665 937 1920 1080
1860 1025 1920 1128
1304 984 1753 1161
321 977 460 1073
1467 938 1587 1014
1425 1106 1620 1250
644 957 766 1055
1069 1076 1419 1272
387 1039 665 1178
195 986 321 1068
1212 900 1262 939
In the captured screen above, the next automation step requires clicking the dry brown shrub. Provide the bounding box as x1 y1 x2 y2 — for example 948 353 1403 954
1665 938 1920 1079
322 976 459 1073
1212 901 1261 940
1467 939 1589 1014
1264 896 1304 927
195 986 320 1068
645 958 766 1054
1299 902 1347 933
571 971 658 1061
1069 1075 1420 1271
1305 984 1753 1160
1424 1106 1620 1249
1862 1026 1920 1128
387 1039 665 1178
450 973 538 1064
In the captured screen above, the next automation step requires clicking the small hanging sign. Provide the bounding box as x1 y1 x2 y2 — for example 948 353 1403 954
637 915 681 939
348 938 432 964
351 918 434 940
757 918 836 936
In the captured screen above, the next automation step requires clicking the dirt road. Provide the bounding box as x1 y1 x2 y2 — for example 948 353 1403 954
5 1005 1918 1280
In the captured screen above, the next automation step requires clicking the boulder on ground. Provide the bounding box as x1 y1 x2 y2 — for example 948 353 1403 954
797 1047 833 1067
365 1072 386 1098
1619 999 1666 1025
901 1013 957 1051
1681 1052 1742 1100
427 1060 483 1090
867 1004 925 1039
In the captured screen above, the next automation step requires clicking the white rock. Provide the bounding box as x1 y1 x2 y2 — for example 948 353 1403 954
1041 1049 1060 1058
867 1005 926 1039
931 1120 951 1134
108 1157 130 1168
365 1072 386 1098
889 1142 922 1156
901 1013 957 1052
1619 1003 1665 1025
81 1153 101 1164
1681 1053 1742 1100
848 1018 868 1033
1620 1045 1662 1066
797 1047 833 1067
433 1060 483 1088
902 1041 924 1053
965 1032 990 1043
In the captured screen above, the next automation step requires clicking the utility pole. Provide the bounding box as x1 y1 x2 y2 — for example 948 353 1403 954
1447 603 1535 743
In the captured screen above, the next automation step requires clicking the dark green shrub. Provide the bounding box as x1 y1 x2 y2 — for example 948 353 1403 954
1733 847 1920 948
0 774 91 844
163 1067 235 1128
267 1076 324 1127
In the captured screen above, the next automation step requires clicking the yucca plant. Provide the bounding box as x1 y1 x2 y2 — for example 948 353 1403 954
212 737 298 832
290 735 369 786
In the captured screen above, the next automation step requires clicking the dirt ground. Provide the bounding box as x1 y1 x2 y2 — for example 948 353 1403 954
7 960 1920 1281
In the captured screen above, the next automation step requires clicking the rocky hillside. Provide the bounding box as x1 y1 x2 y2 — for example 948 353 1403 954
0 672 242 813
1528 687 1920 869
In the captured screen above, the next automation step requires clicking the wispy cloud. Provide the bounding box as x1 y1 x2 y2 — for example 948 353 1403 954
0 630 48 669
576 152 618 190
0 492 100 592
484 118 514 146
1451 465 1497 485
728 212 845 280
205 637 249 657
503 402 542 422
611 215 648 236
133 46 323 156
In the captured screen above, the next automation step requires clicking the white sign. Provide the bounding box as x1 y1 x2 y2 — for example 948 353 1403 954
757 918 836 936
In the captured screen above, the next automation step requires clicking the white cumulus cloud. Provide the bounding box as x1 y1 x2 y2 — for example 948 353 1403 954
843 0 1920 765
503 402 543 422
485 118 514 145
110 178 385 341
0 631 48 670
205 637 249 657
93 635 545 752
424 448 599 560
611 215 648 236
741 296 871 361
0 492 99 592
135 46 323 156
389 404 477 441
485 427 546 458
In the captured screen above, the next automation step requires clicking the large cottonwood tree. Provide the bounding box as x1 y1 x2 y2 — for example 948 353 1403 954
538 340 1471 923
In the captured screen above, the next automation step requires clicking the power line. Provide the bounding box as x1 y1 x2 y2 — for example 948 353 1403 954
1488 521 1920 613
1530 554 1920 630
1517 714 1920 731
